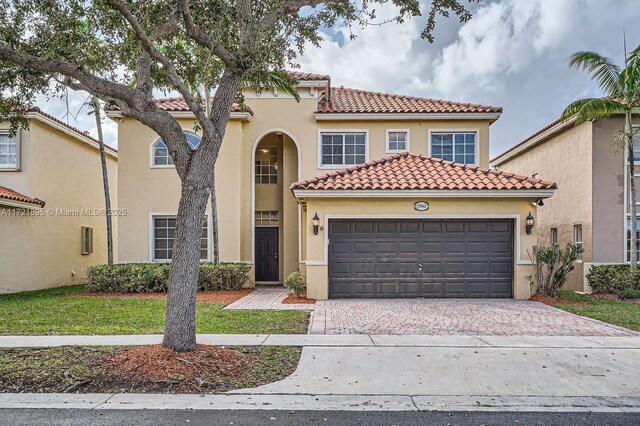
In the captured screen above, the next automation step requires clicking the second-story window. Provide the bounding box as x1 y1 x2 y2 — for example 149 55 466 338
320 132 366 167
386 130 409 153
633 126 640 161
255 147 278 184
0 131 18 169
430 131 477 165
152 132 201 167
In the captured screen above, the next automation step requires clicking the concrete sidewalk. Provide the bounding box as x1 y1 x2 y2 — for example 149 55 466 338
2 334 640 348
2 335 640 412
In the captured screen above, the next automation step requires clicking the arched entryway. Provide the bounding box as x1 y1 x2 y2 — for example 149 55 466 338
251 130 300 284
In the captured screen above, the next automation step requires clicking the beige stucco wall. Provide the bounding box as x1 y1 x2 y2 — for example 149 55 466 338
0 119 118 293
302 197 539 300
494 121 593 291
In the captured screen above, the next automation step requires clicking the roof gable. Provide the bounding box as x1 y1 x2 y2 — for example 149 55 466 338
0 185 45 207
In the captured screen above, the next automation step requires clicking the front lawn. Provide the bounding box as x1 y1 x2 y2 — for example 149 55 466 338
0 345 301 393
0 286 309 335
553 291 640 332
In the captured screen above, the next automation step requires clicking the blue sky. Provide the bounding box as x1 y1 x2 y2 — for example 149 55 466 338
38 0 640 157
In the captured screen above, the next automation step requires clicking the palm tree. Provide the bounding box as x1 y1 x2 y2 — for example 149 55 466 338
560 45 640 269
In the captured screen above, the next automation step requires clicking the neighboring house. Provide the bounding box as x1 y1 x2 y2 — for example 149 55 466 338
110 71 555 300
491 116 635 291
0 108 118 294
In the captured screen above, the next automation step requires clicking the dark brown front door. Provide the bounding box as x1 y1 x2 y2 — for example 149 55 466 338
328 219 514 298
255 227 279 282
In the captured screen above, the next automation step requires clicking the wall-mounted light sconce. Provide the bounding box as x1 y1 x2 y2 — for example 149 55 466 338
312 212 320 235
536 198 544 207
525 212 535 235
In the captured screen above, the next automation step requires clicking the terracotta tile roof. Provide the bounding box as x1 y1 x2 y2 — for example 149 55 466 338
291 152 556 191
29 108 118 154
317 87 503 115
0 185 45 207
153 97 252 115
288 71 331 81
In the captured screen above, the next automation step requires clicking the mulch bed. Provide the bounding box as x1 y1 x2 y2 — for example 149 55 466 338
68 289 254 304
529 294 589 306
0 345 301 394
282 290 316 304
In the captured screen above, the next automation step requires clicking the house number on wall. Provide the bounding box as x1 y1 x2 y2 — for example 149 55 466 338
414 201 429 211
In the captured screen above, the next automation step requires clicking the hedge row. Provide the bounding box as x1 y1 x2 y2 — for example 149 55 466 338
86 262 251 293
586 264 640 298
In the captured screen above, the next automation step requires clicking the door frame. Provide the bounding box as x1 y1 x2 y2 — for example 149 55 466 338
254 226 280 283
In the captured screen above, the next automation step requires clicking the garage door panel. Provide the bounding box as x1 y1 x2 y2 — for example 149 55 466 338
328 219 513 298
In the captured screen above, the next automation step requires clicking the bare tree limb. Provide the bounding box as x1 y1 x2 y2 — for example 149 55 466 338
149 10 180 41
135 53 153 95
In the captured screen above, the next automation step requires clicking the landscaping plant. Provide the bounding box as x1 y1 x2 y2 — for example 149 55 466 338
285 271 306 297
531 243 584 298
586 264 640 298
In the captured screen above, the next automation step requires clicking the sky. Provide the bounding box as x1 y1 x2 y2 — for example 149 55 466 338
36 0 640 158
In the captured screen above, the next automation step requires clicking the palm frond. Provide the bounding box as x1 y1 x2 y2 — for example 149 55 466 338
572 98 627 123
243 70 300 102
569 51 623 96
560 98 593 122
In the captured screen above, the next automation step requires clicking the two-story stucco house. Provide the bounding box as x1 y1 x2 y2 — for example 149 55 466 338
0 108 118 293
491 116 638 292
110 71 556 300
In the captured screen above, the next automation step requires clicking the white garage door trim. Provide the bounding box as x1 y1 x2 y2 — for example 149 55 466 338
309 214 531 266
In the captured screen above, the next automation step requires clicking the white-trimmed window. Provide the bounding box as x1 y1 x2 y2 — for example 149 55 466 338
573 224 583 260
386 130 409 153
0 131 18 169
632 125 640 162
152 216 208 261
255 211 279 226
255 147 278 184
430 131 477 164
550 227 558 246
320 132 366 167
152 132 201 167
626 216 640 262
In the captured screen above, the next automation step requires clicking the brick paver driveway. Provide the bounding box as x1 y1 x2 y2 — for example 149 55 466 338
310 299 636 336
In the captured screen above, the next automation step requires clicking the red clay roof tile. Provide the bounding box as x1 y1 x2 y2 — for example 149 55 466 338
291 152 556 191
153 97 251 114
0 185 45 207
317 87 502 115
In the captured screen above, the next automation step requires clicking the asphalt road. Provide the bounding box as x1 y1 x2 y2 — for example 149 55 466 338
2 409 640 425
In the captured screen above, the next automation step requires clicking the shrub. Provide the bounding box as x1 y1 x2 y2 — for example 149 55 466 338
587 264 640 296
531 243 584 297
285 271 306 297
621 288 640 300
87 262 250 293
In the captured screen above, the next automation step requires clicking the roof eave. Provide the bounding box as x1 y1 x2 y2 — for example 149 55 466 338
0 197 45 210
314 112 502 121
292 188 556 203
491 116 578 167
106 110 252 122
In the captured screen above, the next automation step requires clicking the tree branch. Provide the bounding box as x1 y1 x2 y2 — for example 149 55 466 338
259 0 348 30
177 0 238 67
107 0 212 133
0 45 137 103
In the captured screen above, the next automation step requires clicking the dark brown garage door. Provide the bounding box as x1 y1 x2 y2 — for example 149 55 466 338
328 219 514 298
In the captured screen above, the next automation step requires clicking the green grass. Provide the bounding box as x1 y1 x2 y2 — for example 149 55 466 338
0 286 309 335
555 290 640 331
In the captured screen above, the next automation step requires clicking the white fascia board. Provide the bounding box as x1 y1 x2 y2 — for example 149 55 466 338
0 198 44 210
27 112 118 159
314 112 502 121
491 116 577 167
292 189 556 200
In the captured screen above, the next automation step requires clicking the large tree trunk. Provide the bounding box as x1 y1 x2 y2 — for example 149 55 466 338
92 97 113 264
210 174 220 264
162 178 211 351
627 112 638 270
162 70 243 351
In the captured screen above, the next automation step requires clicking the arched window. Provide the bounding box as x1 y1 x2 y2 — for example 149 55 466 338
152 132 201 166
